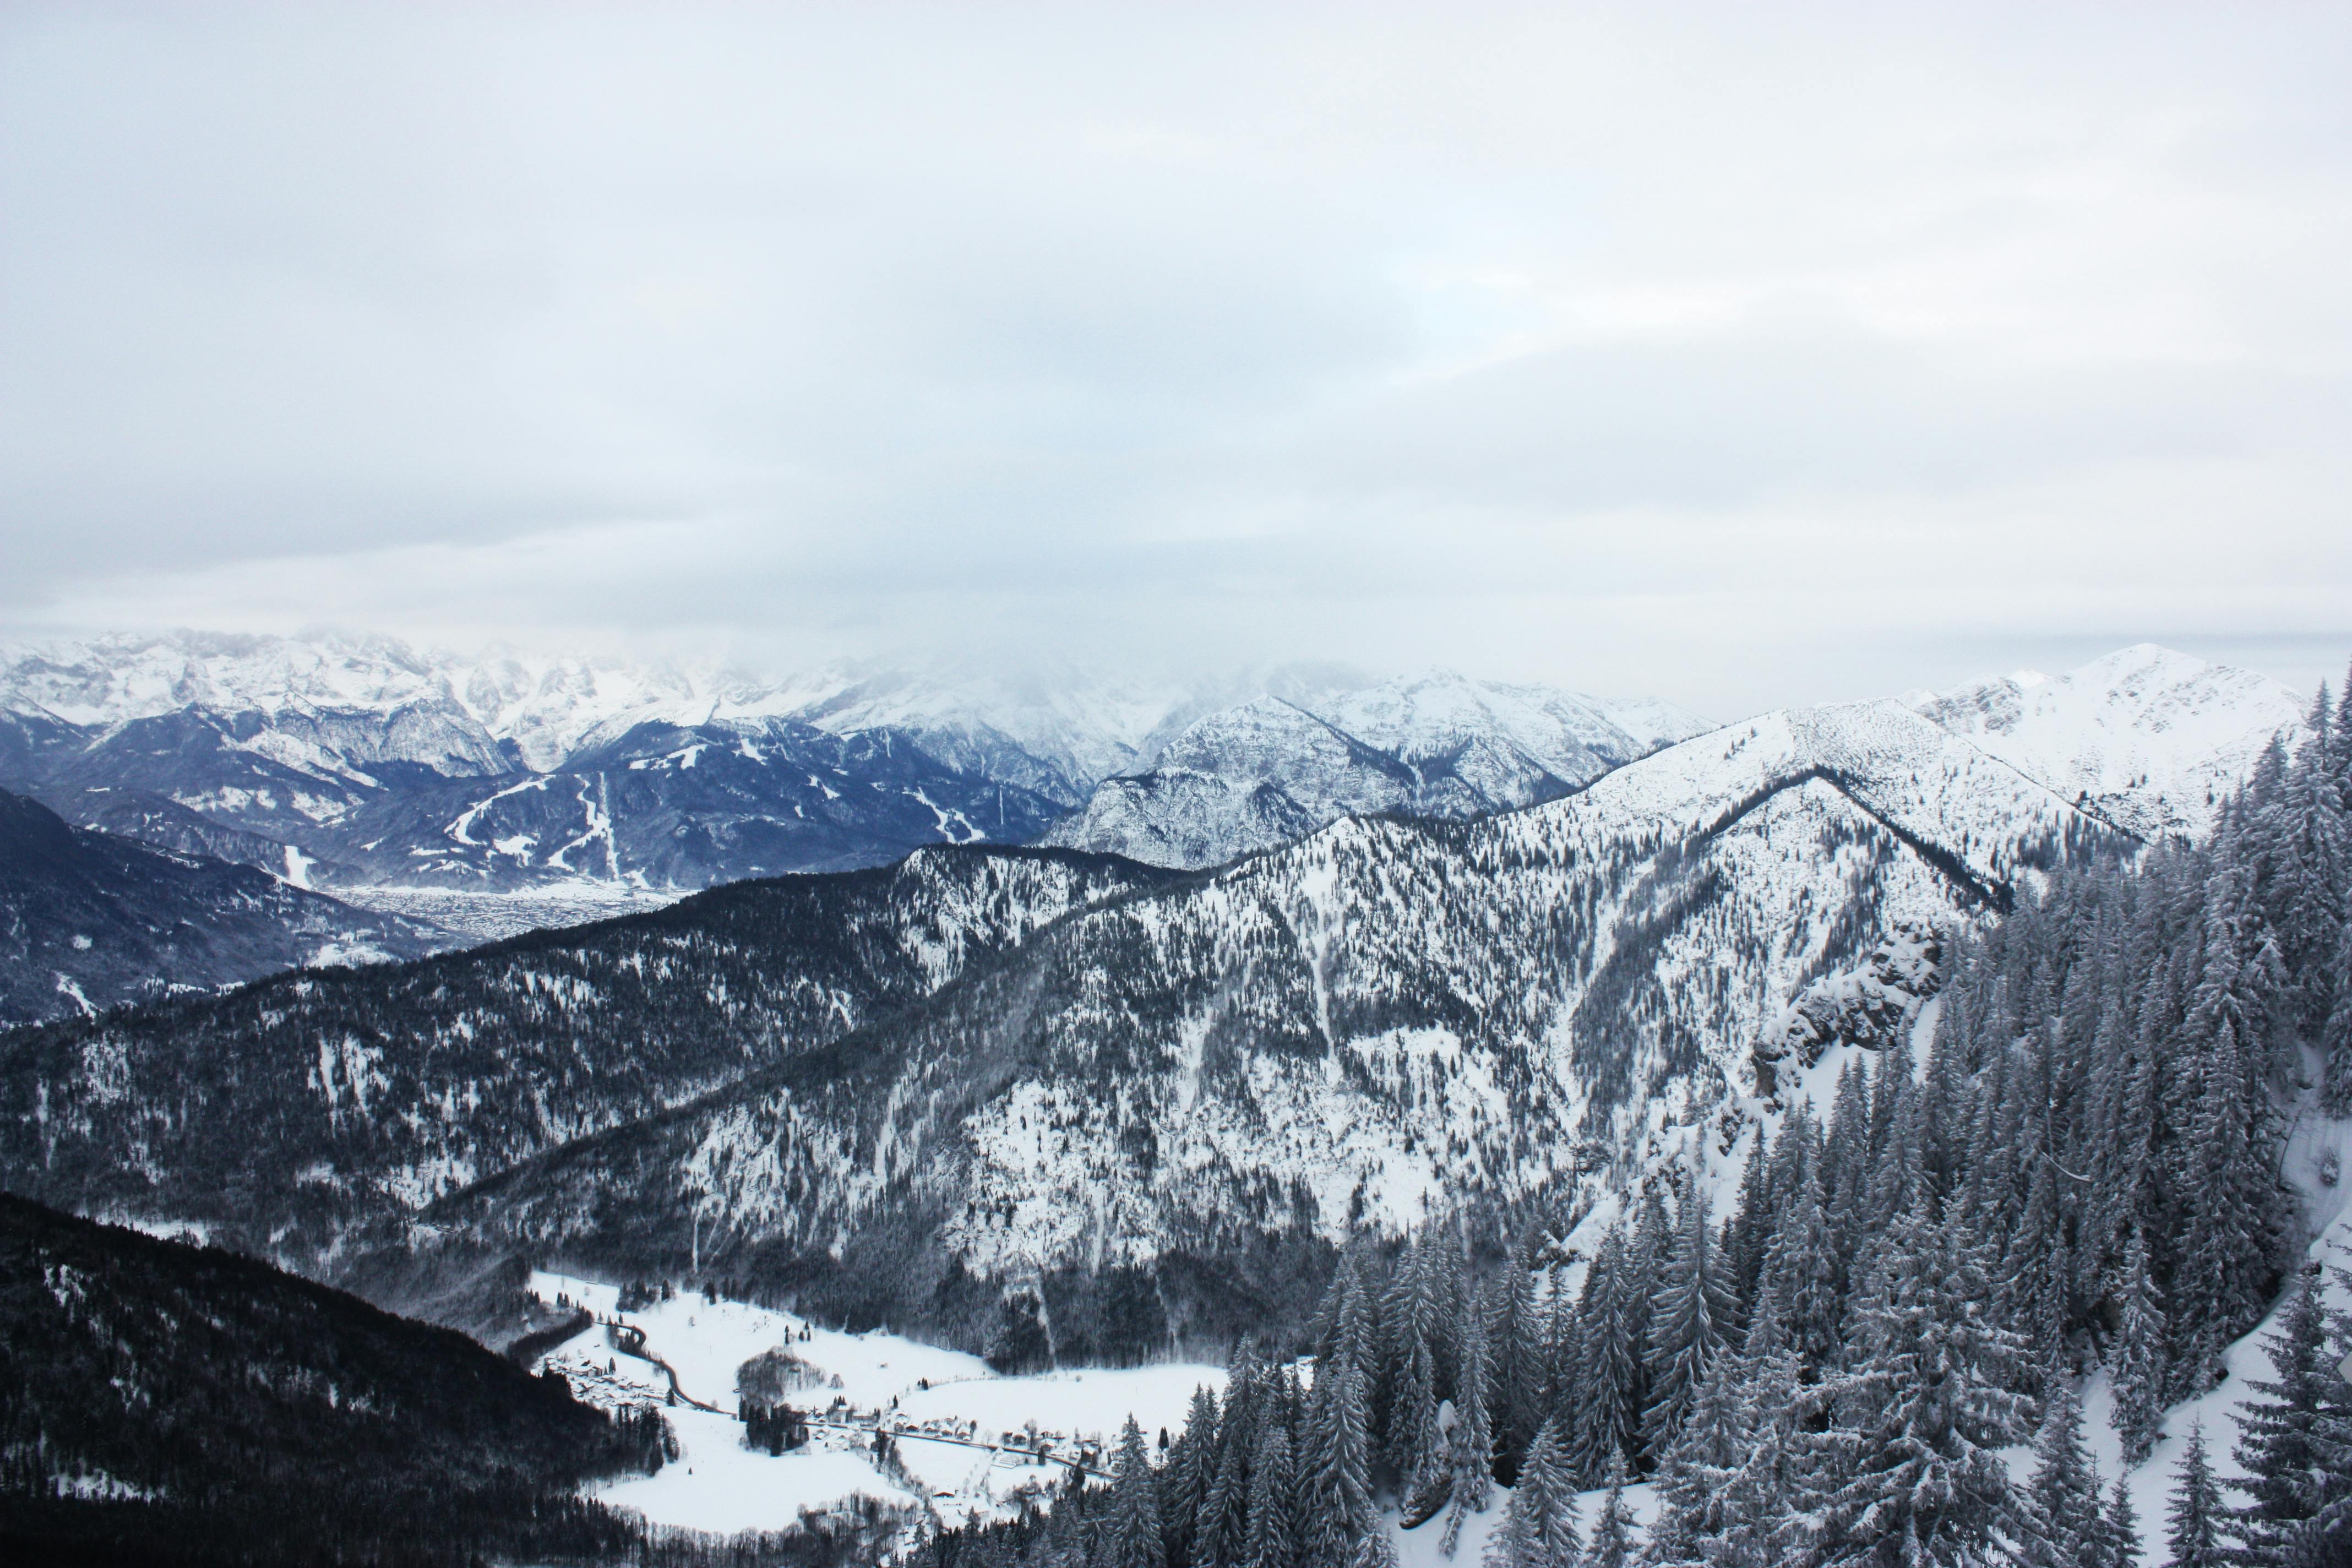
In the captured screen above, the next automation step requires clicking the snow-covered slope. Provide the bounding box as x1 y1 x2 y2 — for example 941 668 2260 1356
1042 672 1713 869
1904 643 2309 840
763 660 1236 806
1318 670 1707 799
441 649 709 774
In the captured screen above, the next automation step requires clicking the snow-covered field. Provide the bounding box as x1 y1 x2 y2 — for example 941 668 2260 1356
530 1271 1223 1538
337 882 684 946
598 1404 921 1536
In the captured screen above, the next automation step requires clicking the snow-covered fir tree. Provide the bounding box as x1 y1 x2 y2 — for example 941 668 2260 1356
1480 1417 1578 1568
2018 1377 2101 1568
2168 1420 2229 1568
1106 1415 1168 1568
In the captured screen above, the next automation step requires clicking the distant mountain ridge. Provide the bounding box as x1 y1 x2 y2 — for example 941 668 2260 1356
0 630 1708 892
1042 671 1713 868
0 633 2309 1043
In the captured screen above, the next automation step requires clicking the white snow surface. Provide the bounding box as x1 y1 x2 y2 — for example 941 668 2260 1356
598 1406 921 1537
1906 642 2310 840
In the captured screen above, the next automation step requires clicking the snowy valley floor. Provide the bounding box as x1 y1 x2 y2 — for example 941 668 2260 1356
338 882 684 947
532 1271 1226 1537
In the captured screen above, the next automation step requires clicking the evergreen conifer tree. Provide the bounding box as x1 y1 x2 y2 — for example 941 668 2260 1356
2101 1473 2142 1568
1491 1245 1544 1482
1766 1141 1841 1377
1441 1300 1496 1558
1567 1229 1635 1482
2110 1227 2169 1467
1245 1422 1299 1568
2234 1267 2339 1559
1480 1417 1580 1568
1300 1366 1374 1568
2167 1420 2228 1568
1582 1454 1634 1568
1790 1208 2032 1566
1107 1415 1168 1568
1642 1177 1735 1455
1162 1385 1222 1568
1195 1406 1254 1568
2326 918 2352 1117
2019 1378 2101 1568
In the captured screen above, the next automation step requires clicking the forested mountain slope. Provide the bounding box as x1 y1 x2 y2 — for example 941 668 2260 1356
917 685 2352 1568
0 847 1170 1268
384 701 2128 1346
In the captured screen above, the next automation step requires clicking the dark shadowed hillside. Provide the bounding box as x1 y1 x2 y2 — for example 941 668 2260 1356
0 1193 664 1566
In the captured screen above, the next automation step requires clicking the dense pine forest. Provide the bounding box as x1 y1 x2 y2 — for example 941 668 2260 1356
916 683 2352 1567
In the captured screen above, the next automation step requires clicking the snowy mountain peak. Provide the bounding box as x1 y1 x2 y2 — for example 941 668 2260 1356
1905 643 2309 840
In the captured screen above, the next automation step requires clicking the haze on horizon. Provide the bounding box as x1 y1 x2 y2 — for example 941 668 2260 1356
2 3 2348 717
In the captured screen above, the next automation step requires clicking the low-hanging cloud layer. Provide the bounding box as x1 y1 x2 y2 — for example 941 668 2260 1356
2 3 2347 715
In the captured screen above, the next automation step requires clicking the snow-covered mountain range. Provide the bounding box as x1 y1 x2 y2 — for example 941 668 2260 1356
1041 673 1709 868
0 633 2332 1565
0 629 2309 1042
0 631 1707 896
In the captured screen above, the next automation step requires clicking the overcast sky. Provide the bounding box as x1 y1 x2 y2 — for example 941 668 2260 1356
2 3 2348 717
